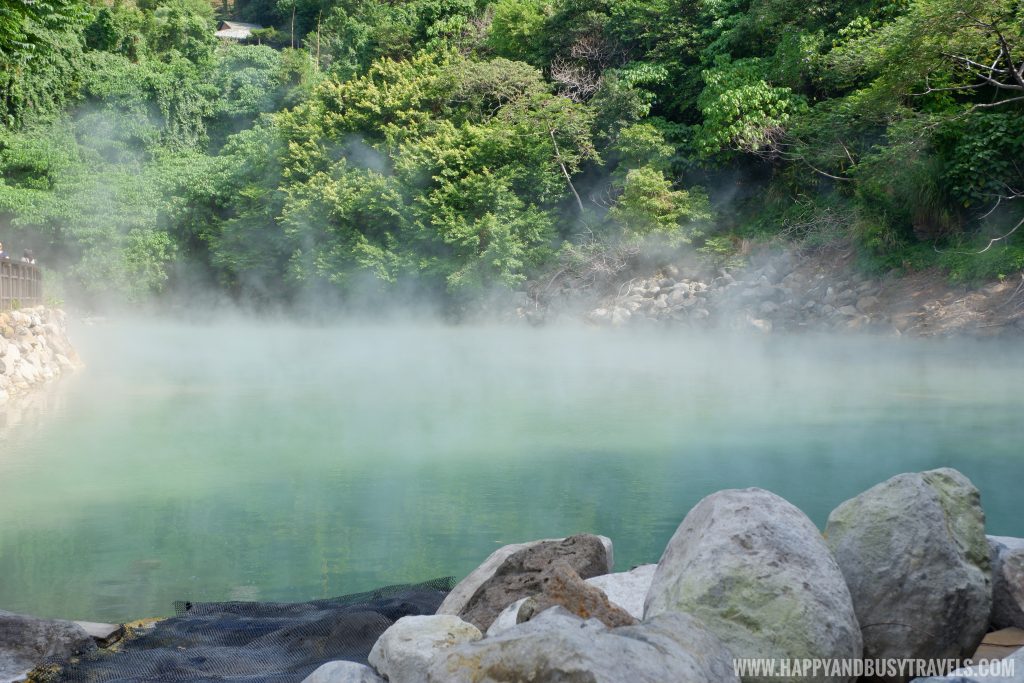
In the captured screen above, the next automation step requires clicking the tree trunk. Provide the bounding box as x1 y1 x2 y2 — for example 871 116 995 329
315 11 321 69
549 129 585 213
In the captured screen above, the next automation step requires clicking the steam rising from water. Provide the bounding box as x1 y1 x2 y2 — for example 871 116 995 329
0 316 1021 621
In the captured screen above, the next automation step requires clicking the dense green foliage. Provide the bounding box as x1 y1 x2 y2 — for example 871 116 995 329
0 0 1022 305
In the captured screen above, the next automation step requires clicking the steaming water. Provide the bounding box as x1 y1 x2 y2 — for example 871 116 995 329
0 318 1021 622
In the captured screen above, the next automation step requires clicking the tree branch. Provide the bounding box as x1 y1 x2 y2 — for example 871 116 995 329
976 214 1024 254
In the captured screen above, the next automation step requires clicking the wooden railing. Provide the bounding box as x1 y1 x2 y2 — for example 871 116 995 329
0 260 43 311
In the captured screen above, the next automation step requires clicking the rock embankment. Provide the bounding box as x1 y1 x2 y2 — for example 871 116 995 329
303 467 1021 683
555 247 1024 336
0 307 79 403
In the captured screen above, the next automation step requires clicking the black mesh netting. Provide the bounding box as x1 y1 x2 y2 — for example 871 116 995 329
51 577 455 683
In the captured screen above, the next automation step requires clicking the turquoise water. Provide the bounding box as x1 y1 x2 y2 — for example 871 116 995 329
0 318 1021 622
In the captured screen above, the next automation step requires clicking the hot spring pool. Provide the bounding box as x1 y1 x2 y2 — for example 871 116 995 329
0 318 1021 622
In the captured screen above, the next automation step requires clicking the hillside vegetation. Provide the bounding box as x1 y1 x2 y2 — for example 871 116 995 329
1 0 1022 307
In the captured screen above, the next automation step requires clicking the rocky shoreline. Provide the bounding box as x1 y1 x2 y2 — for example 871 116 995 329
324 468 1024 683
0 307 79 404
6 467 1023 683
526 246 1024 337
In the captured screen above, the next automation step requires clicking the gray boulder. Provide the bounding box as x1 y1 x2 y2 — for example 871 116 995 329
0 611 96 683
825 468 991 674
368 615 481 683
989 536 1024 629
585 564 656 620
617 613 739 683
427 607 738 683
644 488 861 683
455 534 613 631
301 661 384 683
436 535 613 616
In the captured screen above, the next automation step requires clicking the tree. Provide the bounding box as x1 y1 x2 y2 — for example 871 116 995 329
148 0 217 63
487 0 548 65
608 166 710 243
696 56 807 157
0 0 90 127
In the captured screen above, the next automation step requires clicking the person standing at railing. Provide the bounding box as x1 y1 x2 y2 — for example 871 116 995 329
0 241 9 260
21 249 35 264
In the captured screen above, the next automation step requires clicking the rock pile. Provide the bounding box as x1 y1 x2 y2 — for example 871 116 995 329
305 467 1022 683
0 306 78 403
585 254 895 334
573 248 1024 336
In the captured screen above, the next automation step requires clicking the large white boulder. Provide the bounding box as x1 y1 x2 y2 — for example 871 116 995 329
301 661 384 683
367 614 481 683
645 488 862 683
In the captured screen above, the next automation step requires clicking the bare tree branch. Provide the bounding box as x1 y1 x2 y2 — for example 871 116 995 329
550 56 602 102
936 13 1024 107
966 95 1024 110
548 28 627 102
976 214 1024 253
